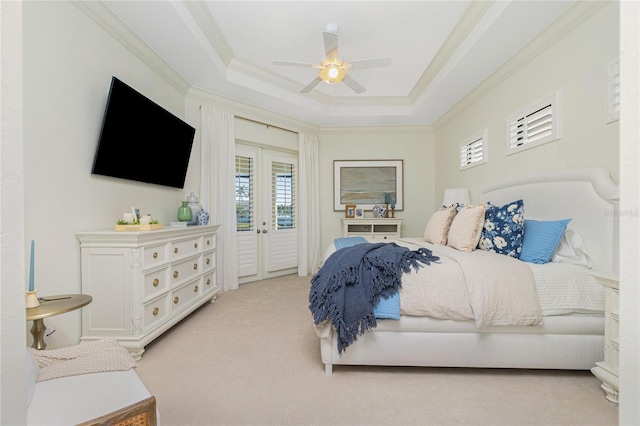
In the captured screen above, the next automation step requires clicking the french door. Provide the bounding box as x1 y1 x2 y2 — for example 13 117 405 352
235 145 298 283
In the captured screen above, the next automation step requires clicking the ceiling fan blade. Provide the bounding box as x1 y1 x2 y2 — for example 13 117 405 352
347 58 392 70
342 75 366 94
300 77 323 93
273 60 321 68
323 31 339 61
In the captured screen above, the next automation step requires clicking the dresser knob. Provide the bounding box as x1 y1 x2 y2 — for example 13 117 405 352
194 286 199 293
206 258 211 265
153 252 158 259
173 271 179 279
153 278 159 287
174 247 179 254
152 307 159 316
173 296 179 304
206 239 211 246
206 278 211 285
193 263 198 270
194 243 198 249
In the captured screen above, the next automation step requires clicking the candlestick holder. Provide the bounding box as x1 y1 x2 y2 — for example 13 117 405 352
391 207 395 218
26 290 40 308
385 203 390 218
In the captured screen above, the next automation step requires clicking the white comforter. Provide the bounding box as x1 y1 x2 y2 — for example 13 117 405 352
397 239 542 327
322 237 604 327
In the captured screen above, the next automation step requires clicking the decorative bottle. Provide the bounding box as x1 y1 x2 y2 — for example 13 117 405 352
186 192 202 218
177 201 192 222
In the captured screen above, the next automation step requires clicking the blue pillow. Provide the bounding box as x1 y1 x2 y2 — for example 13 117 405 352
478 199 525 258
519 219 571 264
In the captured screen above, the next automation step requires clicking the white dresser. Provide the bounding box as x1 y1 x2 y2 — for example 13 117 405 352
342 218 403 240
590 271 619 403
77 225 220 359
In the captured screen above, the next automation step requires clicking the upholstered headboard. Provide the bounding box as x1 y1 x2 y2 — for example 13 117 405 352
481 168 618 273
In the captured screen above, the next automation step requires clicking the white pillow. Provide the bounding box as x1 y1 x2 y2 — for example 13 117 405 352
447 204 487 252
551 228 592 268
423 205 457 245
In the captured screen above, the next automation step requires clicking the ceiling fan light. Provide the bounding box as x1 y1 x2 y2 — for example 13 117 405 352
319 65 345 84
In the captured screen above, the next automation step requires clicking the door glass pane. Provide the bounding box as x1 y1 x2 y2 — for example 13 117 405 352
236 155 254 231
272 161 295 230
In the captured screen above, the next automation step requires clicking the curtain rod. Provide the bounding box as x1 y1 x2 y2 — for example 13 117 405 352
198 105 296 135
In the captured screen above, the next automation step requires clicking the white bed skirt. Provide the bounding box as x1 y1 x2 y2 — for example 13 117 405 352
317 315 604 375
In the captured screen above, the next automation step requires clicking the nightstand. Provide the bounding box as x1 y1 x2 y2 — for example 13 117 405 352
590 271 619 403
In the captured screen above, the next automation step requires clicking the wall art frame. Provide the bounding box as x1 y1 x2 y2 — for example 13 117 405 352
334 160 403 211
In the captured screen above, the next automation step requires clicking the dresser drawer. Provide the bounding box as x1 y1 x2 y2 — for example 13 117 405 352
203 272 217 293
170 256 201 286
143 243 168 269
143 295 169 331
171 237 202 259
143 267 169 299
203 234 216 250
203 251 216 272
171 281 201 313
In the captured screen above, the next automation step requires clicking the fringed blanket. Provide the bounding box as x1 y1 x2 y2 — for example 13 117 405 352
309 242 439 354
29 338 136 382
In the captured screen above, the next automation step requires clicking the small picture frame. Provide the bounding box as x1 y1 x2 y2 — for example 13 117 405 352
355 206 364 218
345 204 356 218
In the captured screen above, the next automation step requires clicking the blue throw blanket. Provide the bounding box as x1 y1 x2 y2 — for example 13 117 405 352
309 241 439 354
333 237 400 319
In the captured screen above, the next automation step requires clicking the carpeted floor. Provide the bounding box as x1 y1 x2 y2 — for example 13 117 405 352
135 274 618 425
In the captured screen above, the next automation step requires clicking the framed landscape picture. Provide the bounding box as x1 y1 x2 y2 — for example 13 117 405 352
334 160 403 211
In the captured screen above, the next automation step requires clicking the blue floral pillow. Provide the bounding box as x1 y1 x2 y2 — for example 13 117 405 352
478 199 525 258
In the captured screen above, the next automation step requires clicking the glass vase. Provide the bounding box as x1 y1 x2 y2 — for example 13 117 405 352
177 201 192 222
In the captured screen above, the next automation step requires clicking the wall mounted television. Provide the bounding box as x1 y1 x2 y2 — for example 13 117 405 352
91 77 195 189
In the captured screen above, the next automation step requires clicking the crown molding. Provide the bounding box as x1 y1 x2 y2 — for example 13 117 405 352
71 1 190 96
409 1 494 103
434 0 612 130
319 125 433 136
188 87 320 136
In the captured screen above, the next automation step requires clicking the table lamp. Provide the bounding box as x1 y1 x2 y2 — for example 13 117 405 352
442 188 470 207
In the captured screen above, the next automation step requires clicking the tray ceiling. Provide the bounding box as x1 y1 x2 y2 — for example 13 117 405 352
99 1 578 127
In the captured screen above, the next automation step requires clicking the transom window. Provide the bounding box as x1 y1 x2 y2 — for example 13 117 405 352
459 129 488 170
507 92 561 155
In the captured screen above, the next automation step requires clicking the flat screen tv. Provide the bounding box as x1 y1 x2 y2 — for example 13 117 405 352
92 77 195 189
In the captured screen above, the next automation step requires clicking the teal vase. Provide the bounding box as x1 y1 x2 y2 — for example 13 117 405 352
177 201 192 222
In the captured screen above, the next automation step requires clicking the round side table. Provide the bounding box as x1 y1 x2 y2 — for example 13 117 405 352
26 294 92 350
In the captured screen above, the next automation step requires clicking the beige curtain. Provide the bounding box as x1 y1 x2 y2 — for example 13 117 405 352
297 133 322 275
200 106 238 291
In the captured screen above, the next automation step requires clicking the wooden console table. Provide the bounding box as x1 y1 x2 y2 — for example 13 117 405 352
342 218 403 240
26 294 92 350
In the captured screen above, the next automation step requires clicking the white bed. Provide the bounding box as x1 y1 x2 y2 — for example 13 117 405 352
315 168 618 375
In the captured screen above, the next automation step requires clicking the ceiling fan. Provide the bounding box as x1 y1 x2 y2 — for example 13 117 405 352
273 24 391 94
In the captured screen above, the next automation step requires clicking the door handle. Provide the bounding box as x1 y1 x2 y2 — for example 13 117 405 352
257 229 261 234
262 229 268 234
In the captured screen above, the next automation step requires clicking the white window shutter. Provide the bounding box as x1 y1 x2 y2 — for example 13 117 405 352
459 129 488 170
606 58 620 123
508 92 560 154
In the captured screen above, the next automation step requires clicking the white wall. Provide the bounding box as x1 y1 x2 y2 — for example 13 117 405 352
317 127 434 251
1 1 28 423
618 0 640 422
434 2 620 202
22 1 193 349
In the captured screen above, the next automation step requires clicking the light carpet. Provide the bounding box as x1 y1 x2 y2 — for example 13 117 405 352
135 274 618 426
